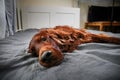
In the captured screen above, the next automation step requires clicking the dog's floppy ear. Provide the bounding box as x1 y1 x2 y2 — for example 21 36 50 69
28 40 34 53
28 34 40 57
28 40 38 56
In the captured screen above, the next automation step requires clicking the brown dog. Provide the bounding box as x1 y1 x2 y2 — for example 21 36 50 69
28 25 120 67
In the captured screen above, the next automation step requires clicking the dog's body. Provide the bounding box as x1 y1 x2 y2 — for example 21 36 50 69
28 25 120 67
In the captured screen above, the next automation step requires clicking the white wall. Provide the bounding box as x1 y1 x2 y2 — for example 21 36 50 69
79 3 89 28
17 0 80 29
19 0 78 8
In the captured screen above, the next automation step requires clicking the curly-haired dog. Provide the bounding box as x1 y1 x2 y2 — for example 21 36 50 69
28 25 120 67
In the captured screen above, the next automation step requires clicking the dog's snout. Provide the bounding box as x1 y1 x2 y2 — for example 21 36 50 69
41 51 52 62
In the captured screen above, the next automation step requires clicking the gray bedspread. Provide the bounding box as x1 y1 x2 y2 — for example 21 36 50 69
0 29 120 80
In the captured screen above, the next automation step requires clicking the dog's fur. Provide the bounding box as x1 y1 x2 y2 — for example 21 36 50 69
28 25 120 67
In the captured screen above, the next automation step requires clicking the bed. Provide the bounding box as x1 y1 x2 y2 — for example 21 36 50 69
0 28 120 80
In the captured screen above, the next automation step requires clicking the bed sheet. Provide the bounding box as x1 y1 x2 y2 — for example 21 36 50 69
0 29 120 80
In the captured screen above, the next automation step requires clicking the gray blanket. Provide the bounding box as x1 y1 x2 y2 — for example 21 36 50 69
0 29 120 80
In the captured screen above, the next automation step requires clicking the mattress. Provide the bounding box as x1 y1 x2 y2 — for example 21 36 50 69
0 29 120 80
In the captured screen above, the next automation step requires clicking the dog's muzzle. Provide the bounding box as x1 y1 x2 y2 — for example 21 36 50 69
39 48 64 68
41 51 52 63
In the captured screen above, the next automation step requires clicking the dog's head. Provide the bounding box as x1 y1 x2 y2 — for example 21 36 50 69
28 29 64 67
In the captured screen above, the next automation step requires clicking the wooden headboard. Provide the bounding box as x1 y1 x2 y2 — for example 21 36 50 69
21 7 80 30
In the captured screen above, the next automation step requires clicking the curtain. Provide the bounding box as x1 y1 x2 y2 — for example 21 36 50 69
5 0 17 37
0 0 6 39
0 0 16 39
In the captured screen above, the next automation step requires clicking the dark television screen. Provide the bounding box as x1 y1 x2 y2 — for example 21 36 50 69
113 7 120 21
87 6 120 22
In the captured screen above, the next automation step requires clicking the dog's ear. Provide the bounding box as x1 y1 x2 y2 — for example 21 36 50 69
28 37 38 57
28 40 34 53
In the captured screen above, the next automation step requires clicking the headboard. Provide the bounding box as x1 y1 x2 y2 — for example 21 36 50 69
21 7 80 29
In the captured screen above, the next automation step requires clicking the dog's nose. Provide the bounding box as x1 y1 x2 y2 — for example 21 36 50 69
41 51 52 62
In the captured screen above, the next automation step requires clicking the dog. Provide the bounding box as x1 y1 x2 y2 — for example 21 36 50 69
28 25 120 67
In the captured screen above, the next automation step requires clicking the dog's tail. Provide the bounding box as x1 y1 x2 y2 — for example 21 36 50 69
91 33 120 44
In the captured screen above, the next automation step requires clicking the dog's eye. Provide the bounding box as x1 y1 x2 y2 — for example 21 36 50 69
41 37 47 41
78 35 82 38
